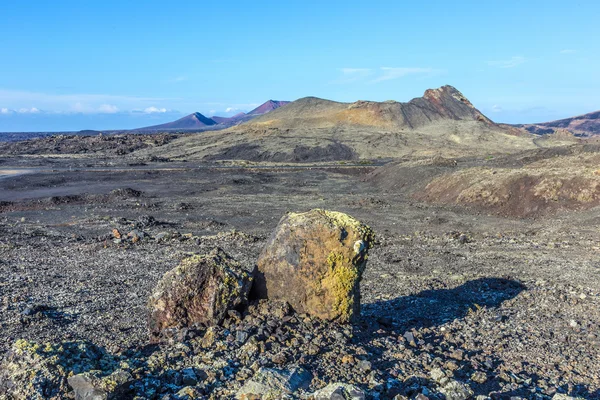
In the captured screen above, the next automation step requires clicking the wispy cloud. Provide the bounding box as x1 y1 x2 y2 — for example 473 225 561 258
98 104 119 114
0 88 170 115
560 49 577 54
372 67 441 83
333 67 440 84
143 106 168 114
487 56 526 68
1 107 12 114
18 107 40 114
491 105 503 113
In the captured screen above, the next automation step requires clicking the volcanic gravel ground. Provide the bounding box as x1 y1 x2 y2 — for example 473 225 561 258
1 165 600 398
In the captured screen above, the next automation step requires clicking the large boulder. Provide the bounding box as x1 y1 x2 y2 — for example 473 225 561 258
255 209 374 322
148 248 253 341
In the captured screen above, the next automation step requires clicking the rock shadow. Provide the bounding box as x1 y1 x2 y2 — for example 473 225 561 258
361 277 526 332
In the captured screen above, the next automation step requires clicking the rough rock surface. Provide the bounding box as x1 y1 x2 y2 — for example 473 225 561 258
309 382 366 399
148 248 253 341
0 340 120 400
236 366 311 399
255 209 375 322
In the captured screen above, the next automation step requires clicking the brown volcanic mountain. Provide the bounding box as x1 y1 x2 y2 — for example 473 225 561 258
519 110 600 136
138 100 291 131
242 86 492 130
138 85 540 162
138 112 217 131
210 112 246 125
247 100 290 115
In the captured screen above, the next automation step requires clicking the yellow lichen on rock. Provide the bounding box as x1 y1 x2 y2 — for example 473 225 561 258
256 209 375 322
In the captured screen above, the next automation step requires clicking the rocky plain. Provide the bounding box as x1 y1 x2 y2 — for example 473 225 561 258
1 88 600 399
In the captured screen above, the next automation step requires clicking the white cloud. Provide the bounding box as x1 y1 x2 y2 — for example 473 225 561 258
491 105 503 112
0 107 12 114
225 107 238 113
560 49 577 54
487 56 526 68
18 107 40 113
0 88 169 114
143 106 168 114
98 104 119 114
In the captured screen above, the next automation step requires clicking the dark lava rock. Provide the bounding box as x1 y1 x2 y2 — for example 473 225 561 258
147 248 253 342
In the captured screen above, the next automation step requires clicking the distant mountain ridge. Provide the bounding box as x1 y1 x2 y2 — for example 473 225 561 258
518 110 600 136
247 100 290 116
210 112 246 125
137 100 290 131
137 112 217 131
140 85 542 163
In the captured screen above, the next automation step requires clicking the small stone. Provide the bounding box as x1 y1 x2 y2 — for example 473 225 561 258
341 354 355 364
128 230 144 243
155 232 170 242
67 374 108 400
271 352 287 365
201 326 218 348
358 360 372 372
236 330 249 344
569 320 578 328
430 368 447 385
403 331 416 346
181 367 199 386
439 380 474 400
471 371 487 384
552 395 586 400
176 386 204 399
309 382 366 399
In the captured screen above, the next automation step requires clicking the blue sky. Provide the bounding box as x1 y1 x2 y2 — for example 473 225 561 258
0 0 599 132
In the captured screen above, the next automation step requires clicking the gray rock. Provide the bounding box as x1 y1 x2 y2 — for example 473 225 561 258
236 330 249 344
67 370 132 400
67 374 107 400
154 232 171 242
236 366 311 399
309 382 366 400
429 367 447 384
357 360 372 372
439 380 474 400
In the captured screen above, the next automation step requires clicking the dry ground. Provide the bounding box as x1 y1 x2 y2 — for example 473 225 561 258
1 152 600 397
